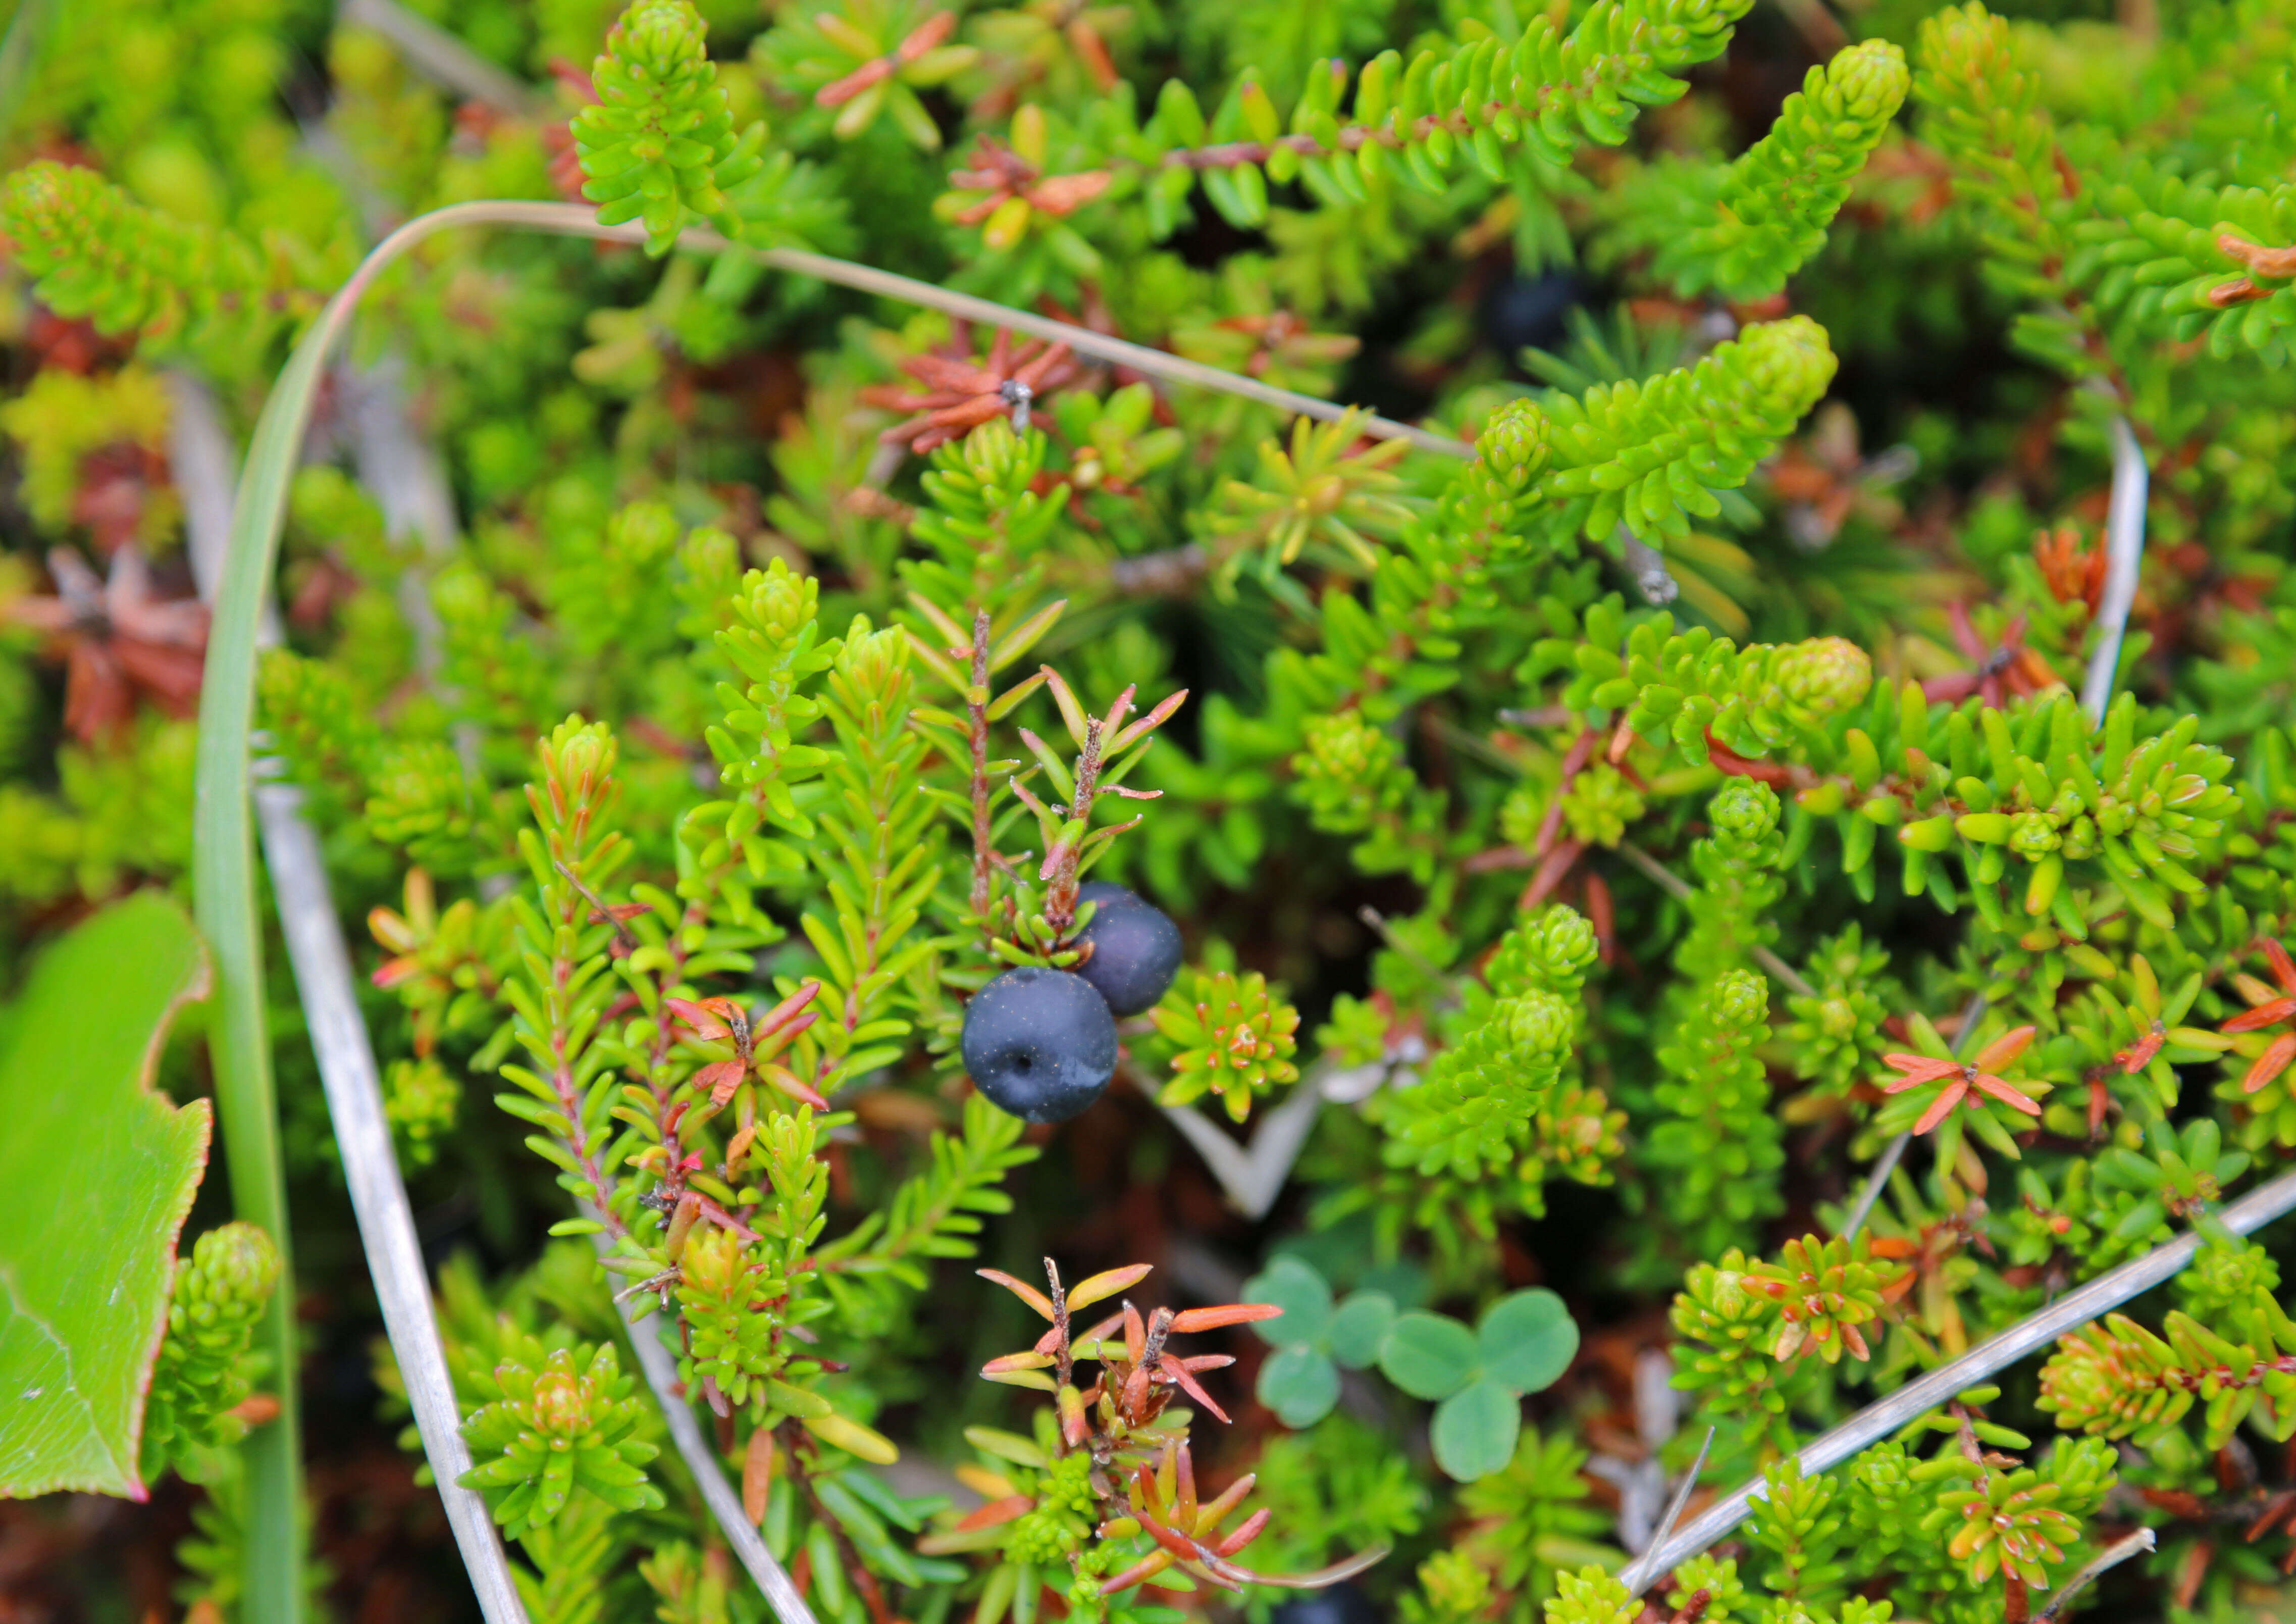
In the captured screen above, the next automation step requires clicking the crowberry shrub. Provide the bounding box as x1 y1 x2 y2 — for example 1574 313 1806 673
6 0 2296 1619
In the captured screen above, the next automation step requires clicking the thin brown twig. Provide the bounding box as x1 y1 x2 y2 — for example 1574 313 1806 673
2036 1529 2155 1619
553 857 639 950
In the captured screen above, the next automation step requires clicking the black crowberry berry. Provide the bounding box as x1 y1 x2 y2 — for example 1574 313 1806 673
1270 1583 1380 1624
960 966 1118 1123
1072 881 1183 1017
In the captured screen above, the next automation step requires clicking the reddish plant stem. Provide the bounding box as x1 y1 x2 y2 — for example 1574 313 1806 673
544 862 631 1243
1043 715 1105 936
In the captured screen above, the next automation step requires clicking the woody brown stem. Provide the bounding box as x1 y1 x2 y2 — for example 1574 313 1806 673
2004 1576 2030 1623
1046 1256 1075 1390
1044 716 1103 935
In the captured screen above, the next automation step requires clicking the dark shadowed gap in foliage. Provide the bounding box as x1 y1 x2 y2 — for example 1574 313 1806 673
1710 8 1818 142
1330 240 1470 427
1516 1181 1636 1320
1806 234 2055 482
1480 269 1583 367
0 1482 200 1624
1167 207 1270 272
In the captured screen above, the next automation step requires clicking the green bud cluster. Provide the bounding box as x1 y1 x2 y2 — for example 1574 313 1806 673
1380 988 1577 1180
1783 926 1898 1097
1542 1565 1636 1624
1680 779 1786 982
0 161 310 352
1558 602 1873 766
1004 1451 1097 1564
574 0 767 256
459 1343 666 1538
1292 711 1448 882
384 1057 462 1169
1484 905 1602 1003
676 1225 801 1410
1561 763 1645 847
1150 967 1302 1122
1624 40 1912 302
141 1223 283 1479
2175 1237 2279 1324
1645 968 1783 1263
1540 318 1839 543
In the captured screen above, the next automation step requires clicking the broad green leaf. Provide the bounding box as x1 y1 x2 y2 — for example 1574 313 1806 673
1327 1291 1397 1368
1478 1289 1579 1394
1245 1255 1333 1349
1430 1379 1521 1481
1378 1310 1480 1400
0 894 213 1499
1257 1345 1341 1429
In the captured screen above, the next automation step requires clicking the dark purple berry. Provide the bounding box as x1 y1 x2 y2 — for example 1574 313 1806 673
1072 882 1184 1017
1479 269 1581 359
1270 1584 1380 1624
961 967 1118 1124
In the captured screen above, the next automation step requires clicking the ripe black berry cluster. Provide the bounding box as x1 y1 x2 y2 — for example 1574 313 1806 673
961 885 1183 1123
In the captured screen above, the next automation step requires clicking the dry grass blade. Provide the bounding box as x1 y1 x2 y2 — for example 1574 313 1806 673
337 0 545 115
2037 1528 2154 1619
1616 1425 1715 1594
2079 414 2149 724
1614 841 1816 999
170 373 529 1624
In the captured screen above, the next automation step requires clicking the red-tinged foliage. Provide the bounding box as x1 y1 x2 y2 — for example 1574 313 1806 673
7 545 205 742
1880 1024 2042 1134
2223 938 2296 1095
863 325 1083 453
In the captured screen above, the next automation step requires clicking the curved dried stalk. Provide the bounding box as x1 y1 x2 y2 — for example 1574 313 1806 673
2037 1528 2153 1619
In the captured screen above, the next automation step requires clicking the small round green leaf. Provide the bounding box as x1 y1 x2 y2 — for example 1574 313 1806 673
1429 1379 1521 1481
1243 1255 1334 1348
1257 1345 1341 1429
1478 1289 1578 1394
1378 1310 1480 1400
1327 1291 1396 1368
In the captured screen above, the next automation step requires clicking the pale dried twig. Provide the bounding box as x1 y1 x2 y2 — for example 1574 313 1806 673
2037 1528 2154 1619
1613 840 1816 999
2079 414 2149 724
338 0 545 115
1616 1425 1715 1594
